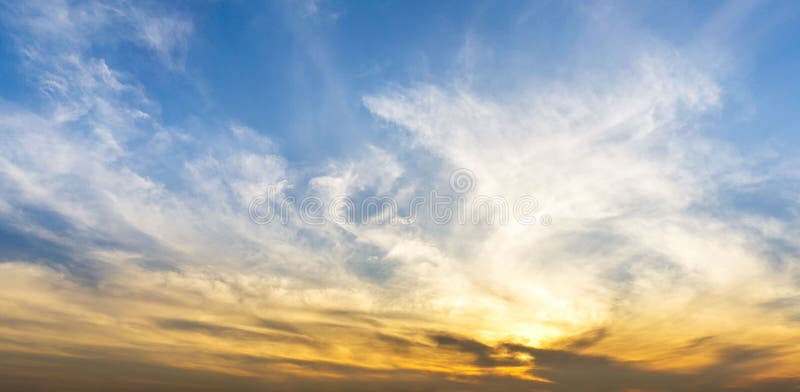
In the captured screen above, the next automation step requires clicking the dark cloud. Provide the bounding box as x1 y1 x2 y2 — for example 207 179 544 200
430 333 515 367
0 216 99 284
431 333 799 391
553 327 608 351
155 318 316 346
0 204 183 286
0 349 537 392
254 318 304 334
319 308 386 327
759 296 800 322
374 332 426 351
761 295 800 310
0 336 798 392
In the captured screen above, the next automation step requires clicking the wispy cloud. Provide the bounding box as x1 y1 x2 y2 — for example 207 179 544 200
0 1 799 390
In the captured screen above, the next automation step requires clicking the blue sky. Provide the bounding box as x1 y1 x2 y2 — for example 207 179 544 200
2 1 799 161
1 1 800 391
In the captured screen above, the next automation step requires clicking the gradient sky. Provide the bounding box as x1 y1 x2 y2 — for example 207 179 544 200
1 1 800 391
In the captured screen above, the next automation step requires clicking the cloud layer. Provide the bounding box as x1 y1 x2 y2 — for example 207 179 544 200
0 1 799 390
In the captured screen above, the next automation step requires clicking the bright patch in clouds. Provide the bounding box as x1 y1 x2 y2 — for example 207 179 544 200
1 1 799 391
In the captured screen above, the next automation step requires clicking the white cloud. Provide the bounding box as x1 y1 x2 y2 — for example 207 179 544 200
130 8 193 69
363 50 800 352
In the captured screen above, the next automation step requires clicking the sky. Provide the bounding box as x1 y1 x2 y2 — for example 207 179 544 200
1 0 800 391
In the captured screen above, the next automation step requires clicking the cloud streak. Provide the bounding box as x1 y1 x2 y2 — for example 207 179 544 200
0 1 799 390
